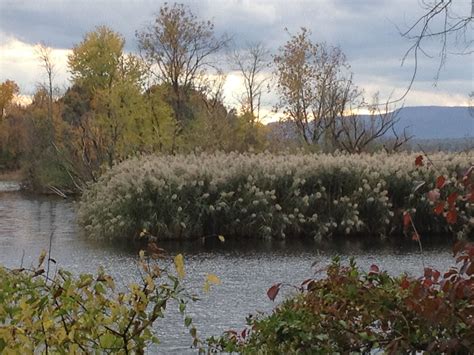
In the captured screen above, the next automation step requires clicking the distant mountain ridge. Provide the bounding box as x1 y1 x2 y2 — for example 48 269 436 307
267 106 473 140
392 106 473 139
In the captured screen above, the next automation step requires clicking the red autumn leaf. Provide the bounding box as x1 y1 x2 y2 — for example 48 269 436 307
427 189 440 202
466 262 474 276
412 232 420 241
468 245 474 257
415 155 424 166
433 201 445 215
400 278 410 289
267 283 281 301
370 264 380 273
435 175 446 189
446 192 458 207
455 284 465 298
446 209 457 224
241 328 247 339
453 241 466 256
423 278 433 288
424 268 432 278
403 212 411 229
432 269 440 282
441 279 452 292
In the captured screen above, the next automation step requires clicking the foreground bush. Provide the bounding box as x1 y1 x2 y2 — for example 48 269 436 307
79 151 473 240
0 248 200 353
208 241 474 353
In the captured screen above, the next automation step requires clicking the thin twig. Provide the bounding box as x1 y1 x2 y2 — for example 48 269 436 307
46 229 55 281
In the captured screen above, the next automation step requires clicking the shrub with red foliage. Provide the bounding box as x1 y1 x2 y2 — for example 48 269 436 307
209 241 474 353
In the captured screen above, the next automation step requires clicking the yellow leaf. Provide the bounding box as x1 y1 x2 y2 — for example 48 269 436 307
57 327 67 343
218 235 225 242
139 250 145 259
43 318 53 331
38 249 47 267
145 274 155 290
174 254 185 279
206 273 221 285
203 273 221 293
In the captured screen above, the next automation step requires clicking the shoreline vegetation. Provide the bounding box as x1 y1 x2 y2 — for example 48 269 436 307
78 151 473 242
208 241 474 353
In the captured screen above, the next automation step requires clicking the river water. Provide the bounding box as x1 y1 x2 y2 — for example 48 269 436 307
0 181 455 353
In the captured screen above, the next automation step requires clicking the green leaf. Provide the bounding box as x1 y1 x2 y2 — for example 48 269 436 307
99 333 116 348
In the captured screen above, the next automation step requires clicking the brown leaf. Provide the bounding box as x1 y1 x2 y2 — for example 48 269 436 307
33 269 45 277
403 211 411 230
415 155 423 166
369 264 380 273
267 283 281 301
446 209 457 224
453 241 466 256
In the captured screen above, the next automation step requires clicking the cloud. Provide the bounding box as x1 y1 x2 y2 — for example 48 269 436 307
0 35 71 94
0 0 471 108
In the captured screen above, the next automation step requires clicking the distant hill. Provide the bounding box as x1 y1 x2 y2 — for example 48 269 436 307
267 106 473 144
392 106 473 139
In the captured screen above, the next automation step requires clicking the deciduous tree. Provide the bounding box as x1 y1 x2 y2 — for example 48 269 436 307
137 3 228 124
230 42 270 122
0 80 19 119
273 28 360 148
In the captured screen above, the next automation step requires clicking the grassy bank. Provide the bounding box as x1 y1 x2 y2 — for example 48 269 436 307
78 151 473 241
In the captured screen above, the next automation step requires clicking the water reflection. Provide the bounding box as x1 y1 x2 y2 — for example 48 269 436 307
0 190 455 353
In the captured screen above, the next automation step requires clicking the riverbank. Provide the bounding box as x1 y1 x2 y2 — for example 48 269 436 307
0 169 79 197
0 169 23 182
0 170 23 192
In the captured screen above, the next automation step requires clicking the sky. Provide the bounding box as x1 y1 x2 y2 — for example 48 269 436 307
0 0 472 118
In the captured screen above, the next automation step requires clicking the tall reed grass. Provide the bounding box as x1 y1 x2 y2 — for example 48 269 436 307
78 151 473 241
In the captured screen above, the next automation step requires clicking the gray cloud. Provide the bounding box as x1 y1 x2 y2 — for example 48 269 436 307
0 0 471 104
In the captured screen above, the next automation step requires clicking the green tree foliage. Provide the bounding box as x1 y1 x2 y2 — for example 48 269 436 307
67 26 174 169
68 26 126 93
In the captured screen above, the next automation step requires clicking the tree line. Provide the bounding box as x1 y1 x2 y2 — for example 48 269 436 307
0 3 407 191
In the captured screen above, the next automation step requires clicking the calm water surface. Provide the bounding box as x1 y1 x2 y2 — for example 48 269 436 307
0 182 454 353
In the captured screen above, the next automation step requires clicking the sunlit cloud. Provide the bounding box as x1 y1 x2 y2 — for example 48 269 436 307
0 35 71 95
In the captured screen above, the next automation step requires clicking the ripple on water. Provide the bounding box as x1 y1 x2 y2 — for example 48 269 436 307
0 192 456 353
